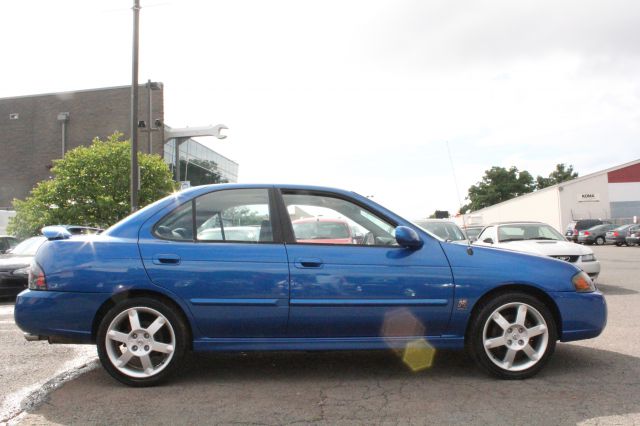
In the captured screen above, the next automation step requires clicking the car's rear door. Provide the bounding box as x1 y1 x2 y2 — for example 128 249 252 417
278 189 454 339
138 187 290 338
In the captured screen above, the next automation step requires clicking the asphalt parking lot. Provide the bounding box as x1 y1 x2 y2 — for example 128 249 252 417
2 245 639 425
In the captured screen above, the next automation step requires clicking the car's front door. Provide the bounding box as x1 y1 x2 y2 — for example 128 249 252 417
279 189 454 339
138 188 290 338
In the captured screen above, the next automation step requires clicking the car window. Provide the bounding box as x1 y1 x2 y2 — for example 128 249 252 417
195 189 272 242
282 192 397 246
498 224 564 242
10 236 46 255
478 226 497 242
154 189 274 243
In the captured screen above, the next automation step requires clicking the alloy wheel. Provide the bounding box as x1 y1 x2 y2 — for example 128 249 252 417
482 302 549 372
104 307 176 379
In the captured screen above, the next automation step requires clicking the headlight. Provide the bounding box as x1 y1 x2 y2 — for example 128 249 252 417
12 266 30 276
572 271 596 293
582 254 596 262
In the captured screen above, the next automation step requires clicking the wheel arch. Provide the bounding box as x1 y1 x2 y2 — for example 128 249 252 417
465 284 562 341
91 289 194 348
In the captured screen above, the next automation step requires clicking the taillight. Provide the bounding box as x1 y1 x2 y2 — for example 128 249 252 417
584 231 590 236
613 231 619 237
28 262 47 290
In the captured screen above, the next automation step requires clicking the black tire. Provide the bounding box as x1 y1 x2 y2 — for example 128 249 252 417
615 242 622 247
467 292 557 380
96 297 189 387
595 236 605 245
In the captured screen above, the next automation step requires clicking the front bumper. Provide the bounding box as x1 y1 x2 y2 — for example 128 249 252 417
14 289 110 343
553 290 607 342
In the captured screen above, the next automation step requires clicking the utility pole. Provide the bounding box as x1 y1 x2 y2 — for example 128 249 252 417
130 0 141 212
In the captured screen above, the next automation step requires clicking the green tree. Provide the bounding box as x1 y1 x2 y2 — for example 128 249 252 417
536 163 578 189
461 166 535 213
8 133 176 239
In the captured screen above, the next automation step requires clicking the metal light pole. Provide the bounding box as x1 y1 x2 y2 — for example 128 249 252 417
130 0 141 212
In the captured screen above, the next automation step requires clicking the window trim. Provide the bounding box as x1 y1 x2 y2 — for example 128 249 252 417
151 187 284 244
275 188 399 248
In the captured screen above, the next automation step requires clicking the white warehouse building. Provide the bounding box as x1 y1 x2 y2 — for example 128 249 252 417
463 159 640 233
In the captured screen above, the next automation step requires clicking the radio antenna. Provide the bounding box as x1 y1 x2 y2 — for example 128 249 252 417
446 141 473 255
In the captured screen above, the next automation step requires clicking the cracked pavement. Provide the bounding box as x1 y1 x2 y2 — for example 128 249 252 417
7 245 640 425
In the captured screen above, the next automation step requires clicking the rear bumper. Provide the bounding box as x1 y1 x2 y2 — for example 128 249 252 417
626 237 639 245
14 289 110 343
553 290 607 342
577 236 594 244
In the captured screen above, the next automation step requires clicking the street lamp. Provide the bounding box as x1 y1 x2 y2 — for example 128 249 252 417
130 0 141 212
139 80 163 154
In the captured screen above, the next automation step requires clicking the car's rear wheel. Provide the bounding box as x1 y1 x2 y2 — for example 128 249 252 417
97 297 188 387
468 292 557 379
595 236 605 245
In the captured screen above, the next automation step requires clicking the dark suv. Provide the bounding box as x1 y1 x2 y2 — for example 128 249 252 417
565 219 606 242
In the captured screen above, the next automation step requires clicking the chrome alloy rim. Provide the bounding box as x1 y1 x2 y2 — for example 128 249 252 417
482 302 549 372
105 307 176 378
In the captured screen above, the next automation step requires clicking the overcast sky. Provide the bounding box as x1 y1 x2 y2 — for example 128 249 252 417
2 0 640 218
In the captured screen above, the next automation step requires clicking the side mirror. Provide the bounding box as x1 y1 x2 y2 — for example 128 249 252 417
483 237 494 244
395 226 423 249
42 226 72 241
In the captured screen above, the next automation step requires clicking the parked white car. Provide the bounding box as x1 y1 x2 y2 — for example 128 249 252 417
474 222 601 280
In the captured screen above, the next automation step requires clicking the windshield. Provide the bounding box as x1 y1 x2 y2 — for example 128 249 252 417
415 221 466 241
9 236 46 256
497 224 565 242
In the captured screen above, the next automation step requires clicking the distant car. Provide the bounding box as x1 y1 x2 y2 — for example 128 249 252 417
0 235 18 254
577 224 618 245
626 226 640 246
462 225 484 242
475 222 600 280
0 236 46 298
605 224 636 246
292 217 354 244
565 219 606 242
413 219 467 243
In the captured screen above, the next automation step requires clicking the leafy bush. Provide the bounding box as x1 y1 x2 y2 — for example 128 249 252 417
8 133 176 239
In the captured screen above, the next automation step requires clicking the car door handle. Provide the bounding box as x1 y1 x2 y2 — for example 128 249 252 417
152 254 181 265
294 258 323 268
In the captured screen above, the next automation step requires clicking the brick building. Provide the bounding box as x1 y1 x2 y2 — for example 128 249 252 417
0 84 238 208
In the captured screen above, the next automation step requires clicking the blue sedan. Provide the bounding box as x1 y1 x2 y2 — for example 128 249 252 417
15 184 606 386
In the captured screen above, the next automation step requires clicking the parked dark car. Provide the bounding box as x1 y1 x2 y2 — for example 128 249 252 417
605 224 636 246
0 236 46 298
15 184 606 386
565 219 606 242
577 224 618 245
625 225 640 246
0 235 18 254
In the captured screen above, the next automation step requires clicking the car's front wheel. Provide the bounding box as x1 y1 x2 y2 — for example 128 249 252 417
97 297 189 387
468 292 557 379
595 236 605 245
